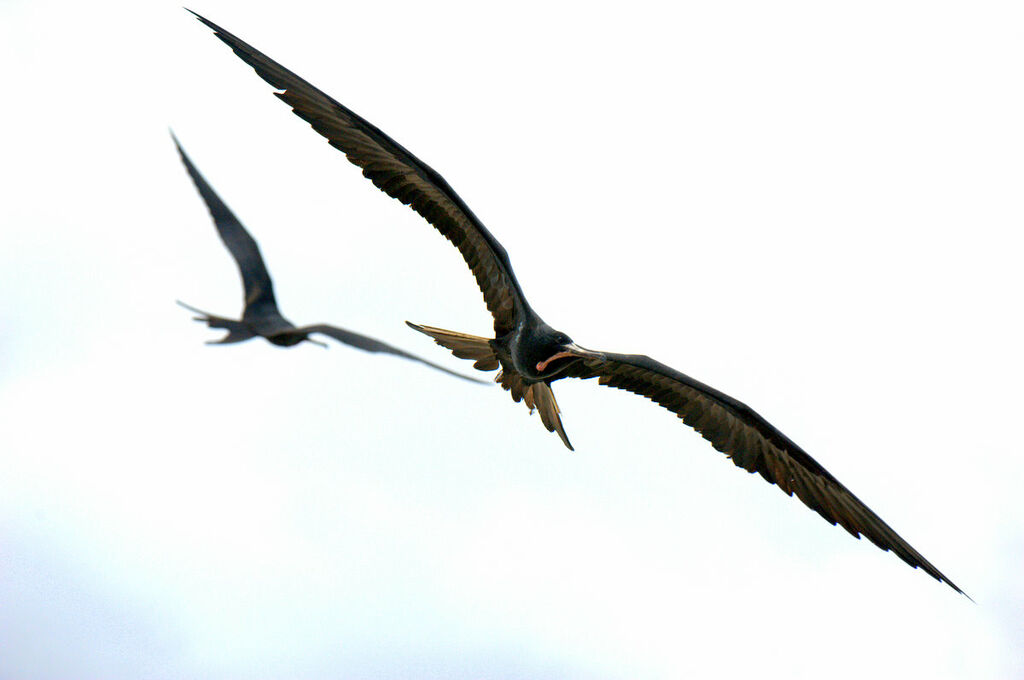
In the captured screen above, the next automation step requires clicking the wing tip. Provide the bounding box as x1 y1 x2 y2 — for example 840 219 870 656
930 570 971 600
185 8 222 37
185 7 212 27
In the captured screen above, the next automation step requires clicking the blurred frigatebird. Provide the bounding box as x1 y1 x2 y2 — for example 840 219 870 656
190 12 966 595
172 133 486 384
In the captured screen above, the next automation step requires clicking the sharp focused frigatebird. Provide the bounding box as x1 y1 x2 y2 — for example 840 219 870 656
190 12 965 595
172 133 487 384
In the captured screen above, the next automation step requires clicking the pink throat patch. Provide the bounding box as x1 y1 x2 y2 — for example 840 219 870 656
536 351 576 373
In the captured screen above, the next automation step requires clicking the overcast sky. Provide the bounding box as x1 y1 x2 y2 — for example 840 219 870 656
2 1 1022 678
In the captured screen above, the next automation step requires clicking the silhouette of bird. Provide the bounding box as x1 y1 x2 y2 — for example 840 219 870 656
172 133 487 384
190 12 965 595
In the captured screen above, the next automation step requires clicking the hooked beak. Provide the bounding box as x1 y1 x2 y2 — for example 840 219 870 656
536 343 602 373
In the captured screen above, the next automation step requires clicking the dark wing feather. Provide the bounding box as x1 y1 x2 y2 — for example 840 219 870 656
564 352 964 595
285 324 489 384
172 133 279 315
190 12 525 336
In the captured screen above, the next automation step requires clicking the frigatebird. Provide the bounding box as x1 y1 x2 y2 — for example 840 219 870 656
172 133 486 384
190 12 965 595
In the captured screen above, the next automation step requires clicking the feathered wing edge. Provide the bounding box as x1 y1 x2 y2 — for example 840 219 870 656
189 11 524 336
563 351 967 596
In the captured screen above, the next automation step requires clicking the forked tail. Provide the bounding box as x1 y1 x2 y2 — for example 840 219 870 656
176 300 255 345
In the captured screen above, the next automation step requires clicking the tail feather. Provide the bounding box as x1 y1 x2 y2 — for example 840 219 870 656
405 322 499 371
531 382 573 451
177 300 255 344
499 369 573 451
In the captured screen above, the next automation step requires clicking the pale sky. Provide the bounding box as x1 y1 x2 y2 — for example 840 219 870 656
1 2 1021 678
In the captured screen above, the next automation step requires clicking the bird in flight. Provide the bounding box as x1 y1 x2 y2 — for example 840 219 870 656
190 11 965 595
172 133 487 384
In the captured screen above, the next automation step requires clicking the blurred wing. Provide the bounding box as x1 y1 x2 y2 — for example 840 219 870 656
564 352 964 595
191 12 524 336
292 324 490 384
172 133 279 313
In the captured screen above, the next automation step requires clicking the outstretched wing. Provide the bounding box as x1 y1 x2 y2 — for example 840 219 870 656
563 352 965 595
283 324 489 384
191 12 525 336
172 133 279 315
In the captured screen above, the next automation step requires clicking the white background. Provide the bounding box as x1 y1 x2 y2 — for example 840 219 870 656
1 2 1020 678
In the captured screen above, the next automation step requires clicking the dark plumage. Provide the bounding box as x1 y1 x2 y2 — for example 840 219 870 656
190 12 965 595
172 133 487 384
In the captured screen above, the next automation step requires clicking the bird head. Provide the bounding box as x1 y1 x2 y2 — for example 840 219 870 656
528 327 602 380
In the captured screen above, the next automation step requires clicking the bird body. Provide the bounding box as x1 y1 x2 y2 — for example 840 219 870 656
177 300 301 346
191 11 965 595
172 134 487 383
